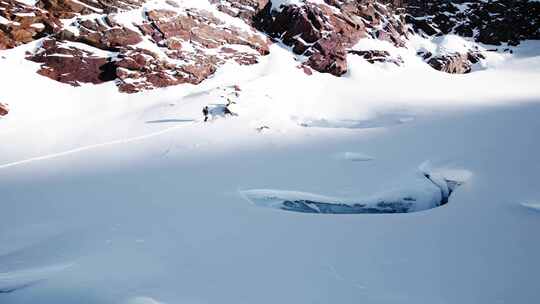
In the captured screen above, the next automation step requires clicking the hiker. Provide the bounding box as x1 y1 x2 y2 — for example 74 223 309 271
202 106 209 122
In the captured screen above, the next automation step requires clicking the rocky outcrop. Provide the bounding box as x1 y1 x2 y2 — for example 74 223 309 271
0 0 61 49
402 0 540 46
0 102 8 116
427 51 485 74
252 0 409 76
210 0 270 24
116 8 269 92
2 0 540 91
26 6 270 92
58 16 142 51
349 50 403 65
36 0 147 18
28 39 115 86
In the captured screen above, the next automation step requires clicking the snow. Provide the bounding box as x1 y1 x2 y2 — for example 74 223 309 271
1 5 540 302
270 0 303 11
335 152 374 162
13 0 37 6
124 297 164 304
240 163 471 214
0 264 73 293
270 0 328 12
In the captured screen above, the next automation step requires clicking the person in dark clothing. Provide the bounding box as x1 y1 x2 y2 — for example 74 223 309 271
203 106 209 122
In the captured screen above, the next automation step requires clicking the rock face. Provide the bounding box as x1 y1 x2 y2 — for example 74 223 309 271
0 103 8 116
36 0 146 18
115 8 269 92
58 17 143 51
209 0 269 24
402 0 540 46
427 51 485 74
0 0 61 49
251 0 409 76
349 50 403 66
1 0 540 90
29 39 115 86
24 3 269 92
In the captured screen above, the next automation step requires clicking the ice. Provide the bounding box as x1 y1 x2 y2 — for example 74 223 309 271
240 165 469 214
521 202 540 212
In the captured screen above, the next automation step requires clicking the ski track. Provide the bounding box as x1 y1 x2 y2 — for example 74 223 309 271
0 122 194 170
0 263 74 293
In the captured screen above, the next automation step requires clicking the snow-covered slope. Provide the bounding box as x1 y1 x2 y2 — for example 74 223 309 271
1 1 540 304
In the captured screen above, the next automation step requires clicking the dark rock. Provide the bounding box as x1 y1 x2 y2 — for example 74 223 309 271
36 0 146 18
252 0 408 76
27 39 112 86
24 7 270 93
0 103 8 116
57 17 142 51
401 0 540 45
427 51 485 74
349 49 404 65
0 0 61 49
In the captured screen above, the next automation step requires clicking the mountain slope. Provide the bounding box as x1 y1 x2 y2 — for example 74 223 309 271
1 0 538 93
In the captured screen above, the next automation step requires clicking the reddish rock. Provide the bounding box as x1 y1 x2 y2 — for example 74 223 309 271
0 103 8 117
57 17 142 51
142 9 269 55
21 6 270 93
252 0 408 76
0 0 61 50
112 8 270 92
210 0 271 24
428 52 485 74
36 0 146 18
27 39 115 86
298 65 313 76
306 35 348 76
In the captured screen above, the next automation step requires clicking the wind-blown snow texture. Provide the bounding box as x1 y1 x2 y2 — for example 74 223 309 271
1 1 540 304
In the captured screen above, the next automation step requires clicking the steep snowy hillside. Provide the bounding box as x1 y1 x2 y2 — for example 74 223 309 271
1 1 540 304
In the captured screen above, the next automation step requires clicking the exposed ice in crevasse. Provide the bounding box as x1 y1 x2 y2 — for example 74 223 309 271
521 202 540 212
0 263 73 293
240 164 471 214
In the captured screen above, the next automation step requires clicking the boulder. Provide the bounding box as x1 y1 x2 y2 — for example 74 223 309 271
349 50 404 65
57 17 143 51
428 51 485 74
0 103 8 117
28 39 115 86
